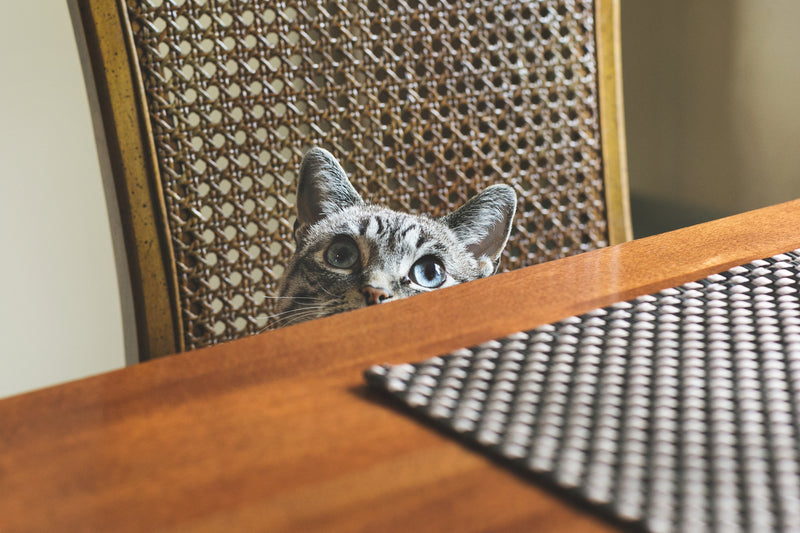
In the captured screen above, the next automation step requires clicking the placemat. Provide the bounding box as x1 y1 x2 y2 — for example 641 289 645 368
365 249 800 533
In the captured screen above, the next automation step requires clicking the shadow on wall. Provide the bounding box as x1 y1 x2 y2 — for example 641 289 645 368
622 0 800 238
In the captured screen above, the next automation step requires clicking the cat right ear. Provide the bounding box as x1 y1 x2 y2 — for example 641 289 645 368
294 147 363 240
442 184 517 276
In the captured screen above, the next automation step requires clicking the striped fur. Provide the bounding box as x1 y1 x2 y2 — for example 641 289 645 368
274 148 516 326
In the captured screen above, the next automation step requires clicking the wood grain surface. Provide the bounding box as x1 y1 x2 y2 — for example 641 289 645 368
2 200 799 532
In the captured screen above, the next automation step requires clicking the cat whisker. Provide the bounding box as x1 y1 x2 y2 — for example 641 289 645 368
253 295 330 332
261 295 320 301
317 285 338 298
253 304 321 333
267 303 332 328
304 280 342 300
275 312 320 328
268 305 326 320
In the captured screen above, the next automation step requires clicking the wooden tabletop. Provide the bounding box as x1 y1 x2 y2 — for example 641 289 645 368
2 199 799 533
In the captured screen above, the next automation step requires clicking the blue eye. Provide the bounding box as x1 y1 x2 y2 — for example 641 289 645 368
409 256 447 288
325 238 360 269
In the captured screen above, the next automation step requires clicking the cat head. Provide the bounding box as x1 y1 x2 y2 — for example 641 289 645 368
274 147 516 326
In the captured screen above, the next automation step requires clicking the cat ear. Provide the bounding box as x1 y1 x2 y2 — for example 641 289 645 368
295 147 363 228
442 185 517 275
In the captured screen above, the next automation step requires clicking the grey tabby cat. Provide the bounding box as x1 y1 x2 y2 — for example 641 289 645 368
274 147 516 326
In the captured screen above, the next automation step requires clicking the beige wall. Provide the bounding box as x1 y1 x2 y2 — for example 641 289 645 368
731 1 800 209
623 0 800 230
1 1 798 397
0 2 124 398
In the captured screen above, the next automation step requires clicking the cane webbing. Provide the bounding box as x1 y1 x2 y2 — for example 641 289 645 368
366 250 800 533
125 0 608 349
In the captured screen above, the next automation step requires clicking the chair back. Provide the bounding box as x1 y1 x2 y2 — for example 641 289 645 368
70 0 630 360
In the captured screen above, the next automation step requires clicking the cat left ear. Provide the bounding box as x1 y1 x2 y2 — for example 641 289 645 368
443 185 517 276
295 147 363 230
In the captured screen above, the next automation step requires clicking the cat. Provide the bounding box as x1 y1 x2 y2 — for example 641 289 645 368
274 147 517 326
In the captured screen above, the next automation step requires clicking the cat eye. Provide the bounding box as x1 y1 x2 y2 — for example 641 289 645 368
324 237 360 270
409 256 447 288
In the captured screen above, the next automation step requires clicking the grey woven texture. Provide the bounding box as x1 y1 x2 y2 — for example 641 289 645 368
366 249 800 533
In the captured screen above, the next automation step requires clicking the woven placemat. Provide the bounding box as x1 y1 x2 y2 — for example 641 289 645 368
365 249 800 533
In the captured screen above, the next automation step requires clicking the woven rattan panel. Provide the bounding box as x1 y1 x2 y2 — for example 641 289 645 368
126 0 607 349
366 250 800 533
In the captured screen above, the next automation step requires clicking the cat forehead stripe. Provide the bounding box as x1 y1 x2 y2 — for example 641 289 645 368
401 224 422 247
365 216 381 237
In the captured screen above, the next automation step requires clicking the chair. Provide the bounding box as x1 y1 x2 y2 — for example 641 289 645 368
69 0 631 362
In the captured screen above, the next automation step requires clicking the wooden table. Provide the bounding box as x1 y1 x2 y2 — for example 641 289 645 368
2 200 799 533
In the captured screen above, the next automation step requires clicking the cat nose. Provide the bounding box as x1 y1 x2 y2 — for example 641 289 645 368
361 285 392 306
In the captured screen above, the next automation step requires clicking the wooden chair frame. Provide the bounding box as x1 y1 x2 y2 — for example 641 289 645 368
69 0 631 363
